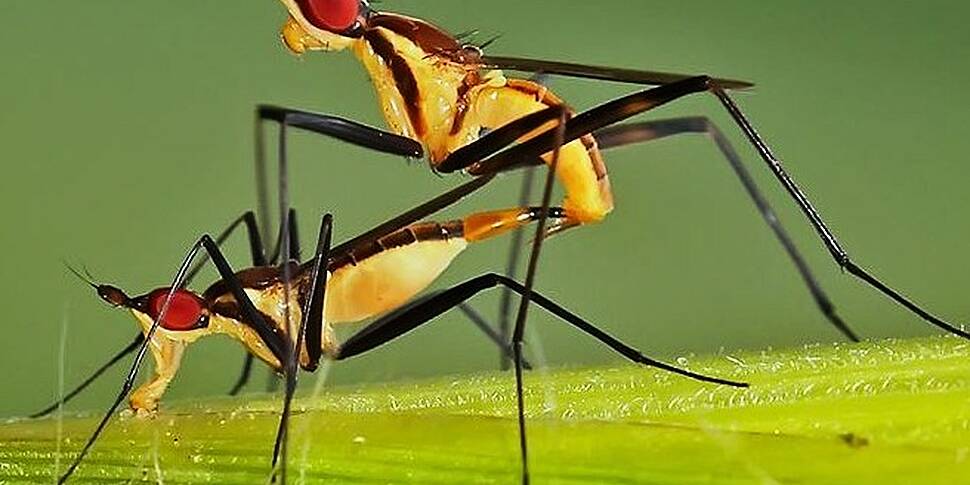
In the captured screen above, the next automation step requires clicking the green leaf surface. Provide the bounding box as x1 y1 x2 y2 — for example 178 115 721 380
3 336 969 484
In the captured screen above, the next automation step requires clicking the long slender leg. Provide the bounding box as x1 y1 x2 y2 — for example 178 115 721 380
267 122 297 401
250 106 432 406
708 86 969 338
254 104 567 255
30 334 144 419
496 167 536 370
58 234 285 483
509 108 567 485
265 111 330 482
455 166 537 371
490 73 548 368
467 58 969 339
271 214 333 483
458 75 969 340
296 215 333 371
287 209 301 262
373 289 533 370
336 272 748 389
595 117 858 342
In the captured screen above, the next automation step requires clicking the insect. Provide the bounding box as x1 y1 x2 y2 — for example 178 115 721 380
40 0 970 483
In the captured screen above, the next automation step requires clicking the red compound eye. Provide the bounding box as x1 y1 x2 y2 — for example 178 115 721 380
297 0 360 32
148 289 204 331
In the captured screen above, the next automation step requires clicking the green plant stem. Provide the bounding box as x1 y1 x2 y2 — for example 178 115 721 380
3 335 970 483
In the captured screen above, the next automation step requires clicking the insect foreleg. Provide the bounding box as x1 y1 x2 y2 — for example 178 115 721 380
60 236 212 483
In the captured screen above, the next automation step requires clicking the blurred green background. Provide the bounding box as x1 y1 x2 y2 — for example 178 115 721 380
1 1 968 417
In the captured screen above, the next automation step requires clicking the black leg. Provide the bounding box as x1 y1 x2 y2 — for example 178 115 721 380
496 167 537 370
595 117 859 342
467 58 968 340
264 109 334 482
494 69 550 371
508 108 567 485
708 87 970 339
287 209 301 262
271 214 333 483
336 272 748 389
30 333 144 419
59 234 286 484
257 105 424 157
297 214 334 371
254 103 519 257
203 235 291 362
265 121 296 399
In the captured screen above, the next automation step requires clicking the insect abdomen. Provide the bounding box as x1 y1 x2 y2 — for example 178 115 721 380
325 222 467 324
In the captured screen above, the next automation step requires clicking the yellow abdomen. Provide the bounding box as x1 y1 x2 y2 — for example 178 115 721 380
324 238 468 324
455 76 614 223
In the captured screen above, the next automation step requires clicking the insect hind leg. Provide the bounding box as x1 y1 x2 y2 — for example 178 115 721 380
595 117 859 342
334 272 748 386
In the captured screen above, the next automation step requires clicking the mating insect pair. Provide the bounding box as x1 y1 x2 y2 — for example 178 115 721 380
41 0 970 483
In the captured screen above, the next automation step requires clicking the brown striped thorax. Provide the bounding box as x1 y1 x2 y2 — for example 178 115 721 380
278 0 615 227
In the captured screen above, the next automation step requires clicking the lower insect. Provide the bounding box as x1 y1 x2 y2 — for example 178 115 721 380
43 186 745 483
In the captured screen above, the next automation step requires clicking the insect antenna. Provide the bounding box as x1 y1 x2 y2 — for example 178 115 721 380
477 34 502 51
454 29 480 41
62 260 98 290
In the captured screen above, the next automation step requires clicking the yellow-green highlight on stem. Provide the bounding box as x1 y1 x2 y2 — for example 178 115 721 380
3 335 969 483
